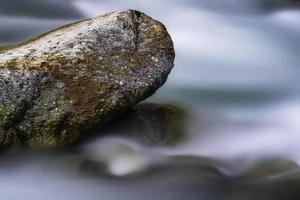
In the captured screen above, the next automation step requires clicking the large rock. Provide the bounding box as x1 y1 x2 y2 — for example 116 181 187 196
0 10 175 148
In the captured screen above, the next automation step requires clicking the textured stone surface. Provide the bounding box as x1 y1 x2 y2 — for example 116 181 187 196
0 10 175 148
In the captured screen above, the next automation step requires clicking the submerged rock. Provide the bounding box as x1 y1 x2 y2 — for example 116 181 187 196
99 103 187 146
0 10 175 148
228 159 300 200
239 158 299 178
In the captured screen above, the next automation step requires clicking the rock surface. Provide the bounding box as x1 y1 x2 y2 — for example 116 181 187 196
0 10 175 148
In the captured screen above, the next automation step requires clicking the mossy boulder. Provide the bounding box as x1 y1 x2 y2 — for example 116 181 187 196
0 10 175 149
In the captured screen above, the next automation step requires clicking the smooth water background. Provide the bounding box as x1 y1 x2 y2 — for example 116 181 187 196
69 0 300 163
1 0 300 199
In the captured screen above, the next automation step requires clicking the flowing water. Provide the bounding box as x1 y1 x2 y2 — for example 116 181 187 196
1 0 300 199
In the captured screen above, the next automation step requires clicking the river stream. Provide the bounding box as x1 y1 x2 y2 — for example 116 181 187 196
0 0 300 199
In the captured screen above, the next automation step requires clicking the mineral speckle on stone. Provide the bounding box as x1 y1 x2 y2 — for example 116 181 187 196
0 10 175 149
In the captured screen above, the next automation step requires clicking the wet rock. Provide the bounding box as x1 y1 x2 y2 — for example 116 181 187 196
228 161 300 200
0 10 175 149
239 158 299 178
99 103 187 146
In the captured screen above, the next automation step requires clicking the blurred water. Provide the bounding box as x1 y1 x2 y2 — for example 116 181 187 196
70 0 300 162
1 0 300 199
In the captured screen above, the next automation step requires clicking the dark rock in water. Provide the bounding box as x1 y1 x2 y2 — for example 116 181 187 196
0 10 175 148
100 103 187 146
238 158 299 178
0 0 83 19
228 159 300 200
